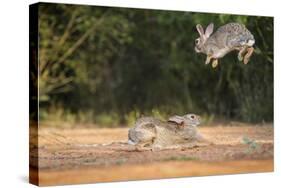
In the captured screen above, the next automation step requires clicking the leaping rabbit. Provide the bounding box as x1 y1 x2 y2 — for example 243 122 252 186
194 22 255 68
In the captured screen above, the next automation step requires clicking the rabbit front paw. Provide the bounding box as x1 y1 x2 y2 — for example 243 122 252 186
205 55 212 64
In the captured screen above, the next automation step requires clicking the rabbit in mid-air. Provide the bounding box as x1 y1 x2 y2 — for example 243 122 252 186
194 22 255 68
128 114 211 151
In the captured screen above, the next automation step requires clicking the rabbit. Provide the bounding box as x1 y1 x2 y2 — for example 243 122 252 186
194 22 255 68
128 113 211 151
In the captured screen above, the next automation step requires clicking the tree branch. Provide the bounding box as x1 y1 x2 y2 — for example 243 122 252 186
57 10 110 64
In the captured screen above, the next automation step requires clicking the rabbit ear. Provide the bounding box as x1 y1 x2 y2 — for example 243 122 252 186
205 23 214 38
196 24 205 37
168 115 184 125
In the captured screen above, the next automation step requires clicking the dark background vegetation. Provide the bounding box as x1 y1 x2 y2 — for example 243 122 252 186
35 3 273 127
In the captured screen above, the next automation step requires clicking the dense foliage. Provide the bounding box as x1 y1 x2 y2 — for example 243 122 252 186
37 3 273 126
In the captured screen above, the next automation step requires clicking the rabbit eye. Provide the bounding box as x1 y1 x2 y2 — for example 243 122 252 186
190 115 195 119
195 39 200 45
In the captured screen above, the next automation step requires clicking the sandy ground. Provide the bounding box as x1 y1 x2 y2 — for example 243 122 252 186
30 124 273 186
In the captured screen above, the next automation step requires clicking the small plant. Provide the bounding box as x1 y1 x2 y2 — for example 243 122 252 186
95 113 120 127
163 156 198 162
242 136 261 153
125 110 140 127
116 158 127 165
151 109 166 121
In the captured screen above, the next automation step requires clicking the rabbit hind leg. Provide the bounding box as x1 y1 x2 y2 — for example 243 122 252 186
237 46 248 61
243 47 254 64
135 143 152 151
134 131 155 151
151 144 182 152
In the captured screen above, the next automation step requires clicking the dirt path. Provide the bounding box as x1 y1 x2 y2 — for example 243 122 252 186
30 124 273 186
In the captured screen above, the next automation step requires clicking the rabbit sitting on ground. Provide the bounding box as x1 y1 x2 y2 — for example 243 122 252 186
194 22 255 68
128 114 211 151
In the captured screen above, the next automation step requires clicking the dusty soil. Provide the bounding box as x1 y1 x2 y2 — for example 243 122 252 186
30 124 274 186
